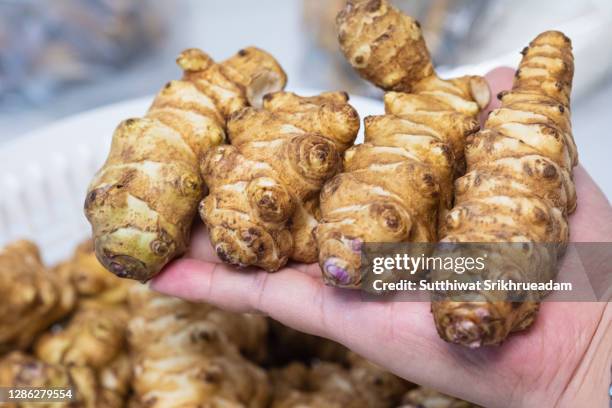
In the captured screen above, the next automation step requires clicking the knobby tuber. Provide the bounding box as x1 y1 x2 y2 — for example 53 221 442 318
33 305 132 407
35 244 133 406
0 351 127 408
336 0 490 107
55 240 136 306
85 47 286 281
0 238 480 407
433 31 576 347
271 353 409 408
200 91 359 271
127 285 269 407
34 304 129 373
0 240 75 354
316 0 490 287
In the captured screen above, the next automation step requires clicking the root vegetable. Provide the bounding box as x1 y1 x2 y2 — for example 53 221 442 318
34 304 129 371
399 386 478 408
98 353 132 407
200 91 359 271
55 240 135 306
0 241 75 354
433 31 576 347
271 353 409 408
22 242 142 407
127 285 269 407
0 351 121 408
316 0 489 287
32 288 132 407
85 47 286 282
337 0 490 109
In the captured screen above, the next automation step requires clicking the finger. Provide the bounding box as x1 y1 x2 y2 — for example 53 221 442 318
185 223 221 263
480 66 515 123
287 261 323 277
151 258 445 366
150 260 515 407
570 165 612 242
152 258 366 339
150 252 595 408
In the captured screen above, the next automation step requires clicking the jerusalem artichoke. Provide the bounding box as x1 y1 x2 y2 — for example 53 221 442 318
399 386 478 408
32 290 132 406
0 240 75 354
55 240 135 306
432 31 576 347
315 0 489 287
336 0 490 109
0 351 120 408
200 91 359 271
85 47 286 281
34 304 129 372
271 353 409 408
97 353 132 408
127 284 269 407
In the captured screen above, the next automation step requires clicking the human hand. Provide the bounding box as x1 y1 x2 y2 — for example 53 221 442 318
152 68 612 407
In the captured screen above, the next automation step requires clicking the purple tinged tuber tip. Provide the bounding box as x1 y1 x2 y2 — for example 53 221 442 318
323 258 352 286
448 319 483 348
350 238 363 253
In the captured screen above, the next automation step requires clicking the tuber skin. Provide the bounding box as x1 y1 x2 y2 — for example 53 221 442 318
0 352 75 408
271 352 409 408
0 238 480 407
200 91 359 271
34 242 134 407
0 351 124 408
316 0 489 288
55 240 136 306
127 284 269 407
85 47 286 282
0 240 75 354
433 31 576 347
336 0 490 108
34 304 129 373
399 386 479 408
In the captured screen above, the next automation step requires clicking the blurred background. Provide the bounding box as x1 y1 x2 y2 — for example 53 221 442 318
1 0 611 198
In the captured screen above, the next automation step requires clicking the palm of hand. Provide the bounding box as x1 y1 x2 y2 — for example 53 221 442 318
152 71 612 407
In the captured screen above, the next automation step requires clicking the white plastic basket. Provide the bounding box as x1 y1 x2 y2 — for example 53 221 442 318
0 90 380 264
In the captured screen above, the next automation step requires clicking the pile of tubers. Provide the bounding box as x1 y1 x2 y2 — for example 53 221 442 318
0 239 479 407
84 0 576 348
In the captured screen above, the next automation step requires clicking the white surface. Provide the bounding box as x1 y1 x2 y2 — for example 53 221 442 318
441 0 612 100
444 0 612 100
0 89 383 264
